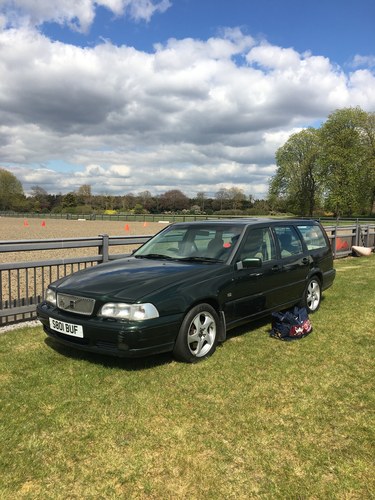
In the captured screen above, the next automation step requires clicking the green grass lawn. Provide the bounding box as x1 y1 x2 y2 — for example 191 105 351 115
1 256 374 499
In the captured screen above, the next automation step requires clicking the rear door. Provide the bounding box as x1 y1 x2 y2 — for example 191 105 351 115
271 225 309 306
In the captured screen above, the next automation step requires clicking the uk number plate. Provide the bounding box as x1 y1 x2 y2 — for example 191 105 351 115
49 318 84 338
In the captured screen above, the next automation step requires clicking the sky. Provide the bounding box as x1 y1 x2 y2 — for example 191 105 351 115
0 0 374 200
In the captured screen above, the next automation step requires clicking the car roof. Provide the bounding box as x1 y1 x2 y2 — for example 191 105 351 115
171 218 319 227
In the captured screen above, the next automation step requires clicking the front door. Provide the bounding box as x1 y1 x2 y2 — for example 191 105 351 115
229 226 280 321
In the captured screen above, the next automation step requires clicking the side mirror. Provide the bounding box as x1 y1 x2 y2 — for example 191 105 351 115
236 257 262 270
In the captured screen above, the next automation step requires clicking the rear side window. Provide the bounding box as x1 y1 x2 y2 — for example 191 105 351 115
297 225 327 250
274 226 303 258
238 227 276 262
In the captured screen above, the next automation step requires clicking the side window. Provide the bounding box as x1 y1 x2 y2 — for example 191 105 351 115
274 226 303 258
238 228 276 262
297 225 327 250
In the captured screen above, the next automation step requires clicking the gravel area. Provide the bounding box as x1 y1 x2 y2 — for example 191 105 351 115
0 319 40 334
0 217 163 240
0 217 163 263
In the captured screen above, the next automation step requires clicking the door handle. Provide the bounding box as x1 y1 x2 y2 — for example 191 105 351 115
302 257 309 265
272 265 281 272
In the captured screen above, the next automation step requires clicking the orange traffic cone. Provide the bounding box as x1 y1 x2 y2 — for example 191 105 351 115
41 220 46 227
23 219 29 227
125 224 130 231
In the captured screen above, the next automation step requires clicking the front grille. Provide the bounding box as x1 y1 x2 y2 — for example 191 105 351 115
57 293 95 316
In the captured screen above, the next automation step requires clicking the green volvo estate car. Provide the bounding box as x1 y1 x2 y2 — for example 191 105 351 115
37 219 336 362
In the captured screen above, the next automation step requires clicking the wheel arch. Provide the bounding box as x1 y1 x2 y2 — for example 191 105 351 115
183 297 226 342
307 269 323 286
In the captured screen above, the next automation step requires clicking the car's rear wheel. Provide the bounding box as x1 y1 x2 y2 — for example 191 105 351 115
303 277 322 313
173 303 219 362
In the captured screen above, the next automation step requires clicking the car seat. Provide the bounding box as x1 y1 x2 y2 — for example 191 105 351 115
207 235 224 258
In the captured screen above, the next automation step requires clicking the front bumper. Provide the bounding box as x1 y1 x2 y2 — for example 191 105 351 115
36 302 182 358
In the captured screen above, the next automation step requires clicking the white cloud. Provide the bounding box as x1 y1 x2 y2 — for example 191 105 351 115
246 44 301 70
351 54 375 69
348 69 375 109
0 26 374 199
22 167 58 183
124 0 171 22
109 165 131 176
0 0 171 32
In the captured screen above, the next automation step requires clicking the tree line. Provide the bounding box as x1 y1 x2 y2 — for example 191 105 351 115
269 107 375 217
1 107 374 217
0 174 268 216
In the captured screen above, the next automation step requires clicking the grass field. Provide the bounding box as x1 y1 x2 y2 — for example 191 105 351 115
0 255 374 499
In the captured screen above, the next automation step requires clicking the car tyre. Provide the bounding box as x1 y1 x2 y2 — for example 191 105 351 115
173 303 219 362
302 276 322 313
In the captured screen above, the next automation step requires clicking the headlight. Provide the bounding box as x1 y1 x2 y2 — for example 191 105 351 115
45 288 57 306
98 303 159 321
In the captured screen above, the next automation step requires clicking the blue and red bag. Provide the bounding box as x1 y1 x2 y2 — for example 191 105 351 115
270 307 312 340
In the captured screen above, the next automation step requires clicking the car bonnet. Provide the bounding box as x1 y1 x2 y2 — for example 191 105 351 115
50 256 222 302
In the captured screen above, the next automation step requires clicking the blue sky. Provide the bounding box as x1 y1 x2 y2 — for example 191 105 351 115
0 0 374 199
43 0 375 67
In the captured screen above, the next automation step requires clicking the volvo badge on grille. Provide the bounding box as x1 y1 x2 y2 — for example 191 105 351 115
57 294 95 315
59 296 78 310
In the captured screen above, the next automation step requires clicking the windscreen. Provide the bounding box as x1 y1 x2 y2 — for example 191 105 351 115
134 224 244 262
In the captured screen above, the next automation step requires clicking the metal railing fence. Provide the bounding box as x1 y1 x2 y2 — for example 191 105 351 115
325 223 375 258
0 234 150 325
1 225 374 327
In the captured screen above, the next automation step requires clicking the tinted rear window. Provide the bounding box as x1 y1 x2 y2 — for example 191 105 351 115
297 225 327 250
274 226 303 258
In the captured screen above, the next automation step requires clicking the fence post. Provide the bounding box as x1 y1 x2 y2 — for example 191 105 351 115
332 226 337 258
355 219 360 246
98 234 109 263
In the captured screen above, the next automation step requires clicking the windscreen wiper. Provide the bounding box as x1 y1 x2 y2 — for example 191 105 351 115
135 253 175 260
178 256 221 263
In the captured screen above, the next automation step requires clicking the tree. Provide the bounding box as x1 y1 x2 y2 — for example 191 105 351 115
76 184 92 206
158 189 190 212
269 128 321 216
121 193 136 212
30 185 50 212
0 168 24 211
357 111 375 213
228 187 246 211
137 190 156 212
48 194 64 213
214 188 231 211
269 107 375 216
196 192 206 212
319 107 374 216
62 192 78 209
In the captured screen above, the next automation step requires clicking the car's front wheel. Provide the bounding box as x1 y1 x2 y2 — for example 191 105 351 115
173 303 219 362
303 276 322 313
